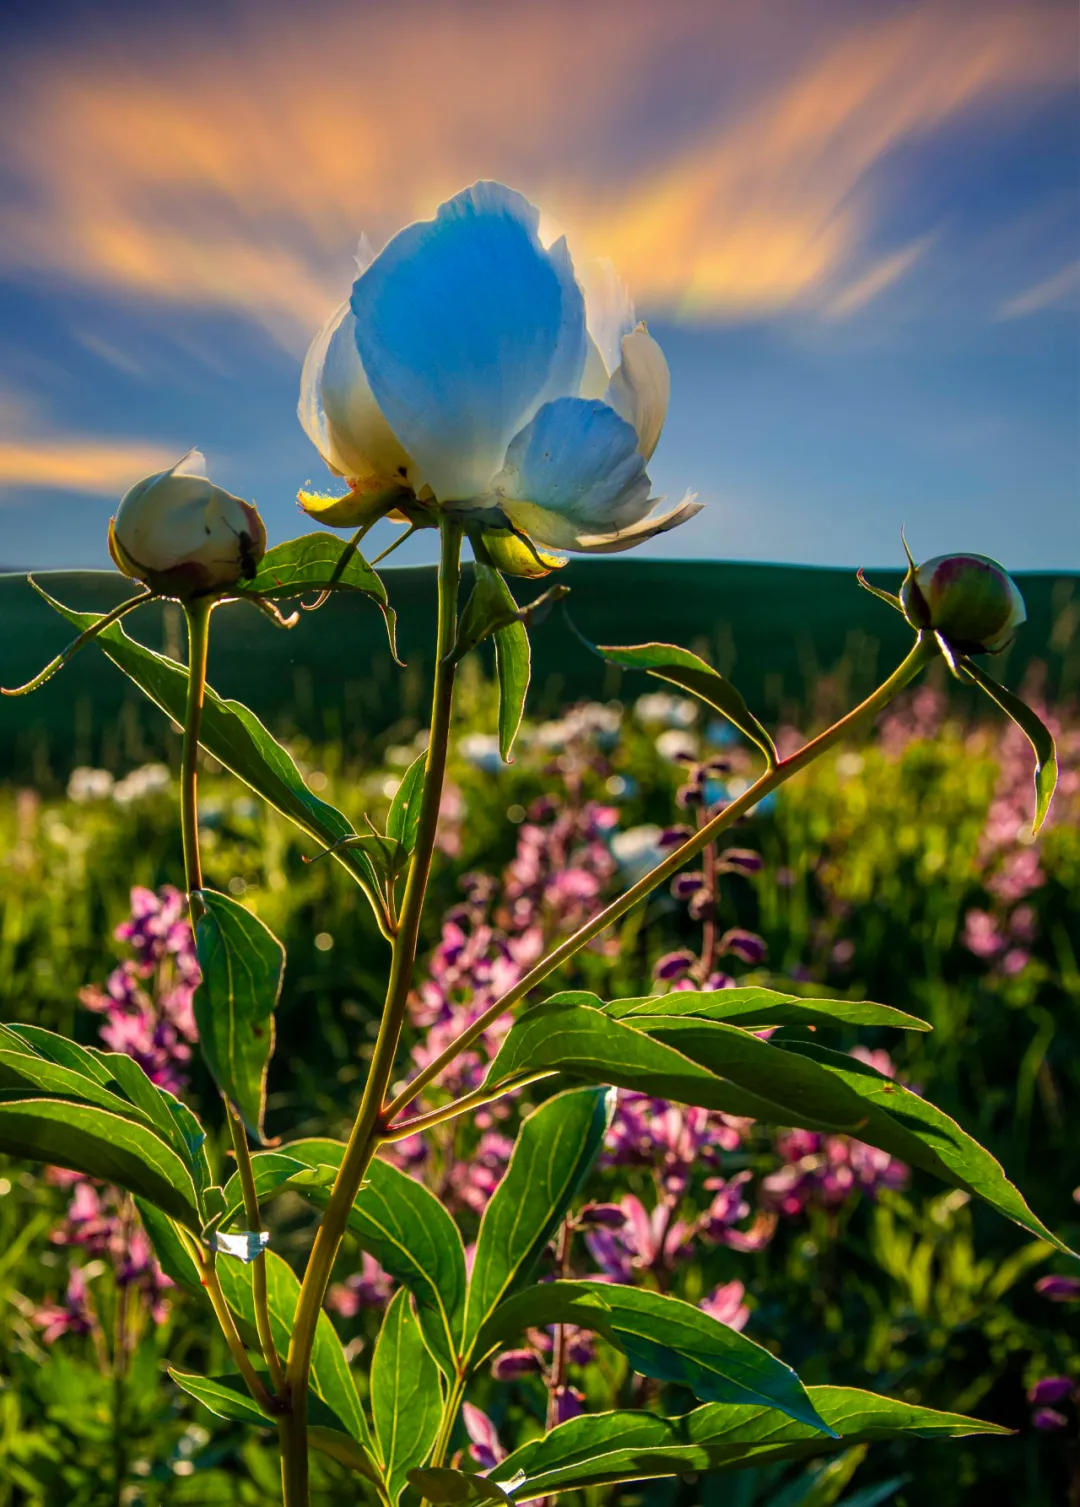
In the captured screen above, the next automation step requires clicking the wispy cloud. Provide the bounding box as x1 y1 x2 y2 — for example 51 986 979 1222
0 439 177 497
0 1 1072 346
1000 257 1080 317
823 237 934 318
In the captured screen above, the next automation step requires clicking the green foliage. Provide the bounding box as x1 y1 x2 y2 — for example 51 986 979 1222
192 888 285 1140
370 1288 442 1503
494 622 530 763
464 1087 613 1355
605 986 931 1033
595 640 777 767
236 531 397 656
959 658 1058 833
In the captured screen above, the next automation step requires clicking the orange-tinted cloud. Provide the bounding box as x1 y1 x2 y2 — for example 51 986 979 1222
1000 258 1080 317
0 439 177 496
0 2 1072 344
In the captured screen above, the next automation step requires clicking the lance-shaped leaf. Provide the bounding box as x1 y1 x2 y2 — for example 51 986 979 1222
34 581 392 927
407 1469 516 1504
92 1050 215 1201
484 1000 867 1128
960 658 1058 834
386 749 426 854
494 617 529 762
475 1281 832 1434
596 641 777 767
193 889 284 1142
0 1099 201 1229
0 1047 163 1127
454 561 568 661
231 1138 468 1378
235 531 397 655
487 1386 1008 1500
168 1368 381 1483
600 987 930 1032
217 1247 369 1448
464 1087 613 1356
371 1288 443 1504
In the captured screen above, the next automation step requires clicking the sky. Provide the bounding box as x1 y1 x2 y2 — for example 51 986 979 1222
0 0 1076 571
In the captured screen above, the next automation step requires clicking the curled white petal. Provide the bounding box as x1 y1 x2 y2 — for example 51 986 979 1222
298 301 419 490
350 181 587 502
578 257 636 379
605 324 671 462
496 396 657 551
571 492 703 554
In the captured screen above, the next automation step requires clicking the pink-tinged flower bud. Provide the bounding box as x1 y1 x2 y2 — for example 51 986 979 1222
653 949 696 982
1035 1275 1080 1302
670 872 704 900
900 552 1026 654
578 1202 628 1228
490 1348 543 1380
1032 1407 1068 1432
718 848 764 875
1028 1376 1073 1406
720 929 767 965
110 450 266 599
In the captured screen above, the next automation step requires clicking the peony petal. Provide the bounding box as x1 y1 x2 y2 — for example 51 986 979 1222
350 182 587 502
578 257 636 379
573 492 703 554
606 324 671 461
298 301 420 492
495 396 652 551
172 448 209 480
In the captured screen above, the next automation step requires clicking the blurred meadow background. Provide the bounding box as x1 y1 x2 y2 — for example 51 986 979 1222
0 0 1078 1503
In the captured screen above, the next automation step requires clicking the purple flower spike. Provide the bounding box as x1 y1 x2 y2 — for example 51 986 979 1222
553 1384 585 1424
1032 1408 1068 1432
463 1402 506 1469
1028 1376 1074 1406
1035 1275 1080 1302
659 826 692 849
670 872 704 900
491 1348 543 1381
717 848 763 875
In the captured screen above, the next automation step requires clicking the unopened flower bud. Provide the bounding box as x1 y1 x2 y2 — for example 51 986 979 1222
1035 1275 1080 1302
1028 1377 1073 1406
900 552 1026 654
654 949 695 982
720 929 767 965
577 1202 628 1228
717 848 764 876
110 450 266 598
670 872 704 900
490 1348 543 1381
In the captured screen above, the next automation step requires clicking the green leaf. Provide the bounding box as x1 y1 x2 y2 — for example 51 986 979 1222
0 1099 201 1229
236 531 398 656
192 889 285 1142
307 1428 384 1484
961 659 1058 833
371 1287 443 1504
7 1025 118 1084
778 1041 1076 1257
0 1046 162 1127
33 580 391 926
489 1386 1006 1500
136 1200 206 1299
262 1139 468 1377
601 987 930 1032
92 1051 214 1201
216 1247 369 1447
596 641 777 767
475 1281 832 1434
219 1148 335 1227
464 1087 613 1356
455 561 522 658
386 750 426 853
407 1469 515 1504
494 617 529 762
484 1000 861 1127
168 1367 272 1427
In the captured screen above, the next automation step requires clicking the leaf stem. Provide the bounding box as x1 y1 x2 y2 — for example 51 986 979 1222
281 519 464 1506
227 1104 285 1394
383 633 938 1118
180 597 213 903
176 1225 276 1412
381 1070 555 1141
1 583 154 696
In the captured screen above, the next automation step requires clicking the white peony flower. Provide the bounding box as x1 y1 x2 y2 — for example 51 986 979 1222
298 182 701 565
110 450 266 597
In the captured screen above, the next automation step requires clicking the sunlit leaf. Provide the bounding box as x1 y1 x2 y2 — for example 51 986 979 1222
596 641 776 766
494 617 529 762
386 750 426 853
193 889 285 1141
600 987 930 1032
371 1288 443 1503
961 659 1058 833
236 530 397 657
488 1386 1008 1500
475 1281 832 1434
464 1087 613 1356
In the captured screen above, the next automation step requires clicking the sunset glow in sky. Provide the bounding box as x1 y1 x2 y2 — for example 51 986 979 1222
0 0 1076 569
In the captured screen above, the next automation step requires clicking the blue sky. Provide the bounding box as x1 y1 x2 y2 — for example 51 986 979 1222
0 0 1076 570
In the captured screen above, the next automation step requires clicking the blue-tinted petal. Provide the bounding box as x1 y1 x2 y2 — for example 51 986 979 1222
495 396 652 549
350 182 587 502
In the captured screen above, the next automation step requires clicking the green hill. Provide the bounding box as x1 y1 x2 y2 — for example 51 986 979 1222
1 561 1075 783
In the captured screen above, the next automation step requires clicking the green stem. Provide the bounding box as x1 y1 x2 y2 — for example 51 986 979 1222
429 1373 468 1472
384 634 937 1118
176 1225 276 1412
227 1104 285 1394
281 519 464 1507
382 1070 555 1141
180 597 213 903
